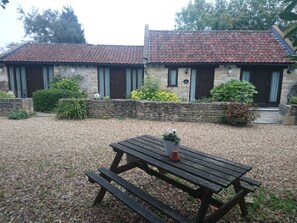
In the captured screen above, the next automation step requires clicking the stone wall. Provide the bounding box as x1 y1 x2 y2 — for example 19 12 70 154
0 98 34 116
54 65 98 99
146 65 191 100
280 68 297 104
87 99 225 123
0 81 8 91
87 99 137 119
213 65 241 87
279 104 297 125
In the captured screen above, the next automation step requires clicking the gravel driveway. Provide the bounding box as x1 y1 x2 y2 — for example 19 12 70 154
0 117 296 222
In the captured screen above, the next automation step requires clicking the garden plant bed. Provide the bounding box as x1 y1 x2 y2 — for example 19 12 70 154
0 117 296 222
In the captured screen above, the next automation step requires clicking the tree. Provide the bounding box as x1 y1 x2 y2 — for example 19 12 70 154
0 0 9 9
279 0 297 61
175 0 213 30
175 0 285 30
18 6 86 43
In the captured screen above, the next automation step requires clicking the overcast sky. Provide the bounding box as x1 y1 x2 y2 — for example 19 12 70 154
0 0 191 47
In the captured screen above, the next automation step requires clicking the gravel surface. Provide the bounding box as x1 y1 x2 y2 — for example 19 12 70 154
0 117 296 222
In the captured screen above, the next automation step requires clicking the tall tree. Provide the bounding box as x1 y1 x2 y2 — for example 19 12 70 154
279 0 297 61
0 0 9 9
175 0 285 30
175 0 213 30
18 6 86 43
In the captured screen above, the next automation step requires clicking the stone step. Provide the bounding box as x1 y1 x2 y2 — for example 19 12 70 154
254 108 280 124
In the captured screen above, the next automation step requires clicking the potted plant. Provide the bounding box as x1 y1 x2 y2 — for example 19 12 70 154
162 129 181 156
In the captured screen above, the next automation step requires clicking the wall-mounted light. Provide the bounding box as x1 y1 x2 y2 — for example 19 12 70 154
71 67 76 73
185 68 189 74
287 66 292 74
227 66 232 74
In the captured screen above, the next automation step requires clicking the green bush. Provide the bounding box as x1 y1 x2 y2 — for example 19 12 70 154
0 90 15 98
131 88 180 102
33 89 87 112
211 80 257 103
8 110 29 120
56 99 88 119
289 96 297 104
131 75 180 102
220 103 259 126
52 75 82 92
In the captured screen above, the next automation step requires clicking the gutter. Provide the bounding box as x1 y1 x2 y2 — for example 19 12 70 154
272 25 295 56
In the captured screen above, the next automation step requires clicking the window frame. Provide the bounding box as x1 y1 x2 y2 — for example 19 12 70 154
167 68 178 87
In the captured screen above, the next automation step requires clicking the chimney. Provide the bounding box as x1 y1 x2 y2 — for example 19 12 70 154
143 24 149 60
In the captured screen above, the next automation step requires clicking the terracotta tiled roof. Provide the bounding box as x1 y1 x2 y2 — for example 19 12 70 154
0 43 143 65
148 30 292 64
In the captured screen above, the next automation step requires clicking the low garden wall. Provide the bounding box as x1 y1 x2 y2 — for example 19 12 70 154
0 98 34 116
87 99 225 123
279 104 297 125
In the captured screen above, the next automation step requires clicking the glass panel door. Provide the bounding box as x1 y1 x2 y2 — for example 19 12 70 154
190 69 196 101
269 71 280 103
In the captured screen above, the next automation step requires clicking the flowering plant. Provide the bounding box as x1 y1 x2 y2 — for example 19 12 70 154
162 129 180 146
94 92 100 99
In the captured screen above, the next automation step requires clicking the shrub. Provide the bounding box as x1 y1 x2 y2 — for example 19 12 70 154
0 90 15 98
131 75 180 102
8 110 29 120
51 75 83 92
56 99 88 119
33 89 87 112
154 90 181 102
211 80 257 103
289 96 297 104
131 88 180 102
220 103 259 126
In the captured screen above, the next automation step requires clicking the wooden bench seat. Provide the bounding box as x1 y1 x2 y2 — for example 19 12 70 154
240 175 261 192
86 168 191 223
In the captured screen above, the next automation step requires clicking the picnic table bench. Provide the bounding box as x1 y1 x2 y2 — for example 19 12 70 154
86 135 260 222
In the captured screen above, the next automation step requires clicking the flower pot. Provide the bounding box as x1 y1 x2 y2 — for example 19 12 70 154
164 141 179 156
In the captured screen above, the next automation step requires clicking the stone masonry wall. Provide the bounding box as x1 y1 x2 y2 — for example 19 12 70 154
54 65 98 99
280 68 297 104
279 104 297 125
87 99 225 123
147 65 191 100
213 65 241 87
0 98 33 116
87 99 137 119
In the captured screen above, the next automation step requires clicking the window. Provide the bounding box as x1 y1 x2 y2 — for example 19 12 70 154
8 66 27 98
168 68 178 86
126 68 143 97
43 66 54 89
98 67 110 97
241 71 250 82
269 71 280 102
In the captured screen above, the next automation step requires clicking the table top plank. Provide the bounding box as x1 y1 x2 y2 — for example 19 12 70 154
120 141 233 187
126 139 237 183
130 137 247 177
110 143 222 193
141 135 252 171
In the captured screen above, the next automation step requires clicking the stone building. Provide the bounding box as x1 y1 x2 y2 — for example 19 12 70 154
0 25 295 106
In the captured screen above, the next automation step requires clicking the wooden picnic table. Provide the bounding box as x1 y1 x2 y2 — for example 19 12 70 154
86 135 260 223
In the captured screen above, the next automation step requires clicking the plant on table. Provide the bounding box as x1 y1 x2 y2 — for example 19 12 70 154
162 129 181 146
